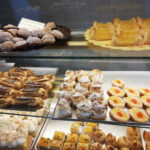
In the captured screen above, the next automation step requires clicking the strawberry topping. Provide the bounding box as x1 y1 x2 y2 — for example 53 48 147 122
113 100 118 103
129 89 134 93
116 80 121 84
146 98 150 103
131 99 137 104
114 89 120 94
144 89 150 93
117 112 123 117
137 112 143 118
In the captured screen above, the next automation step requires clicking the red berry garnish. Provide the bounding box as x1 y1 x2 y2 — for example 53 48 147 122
116 80 121 84
131 99 137 104
144 89 150 93
146 98 150 103
129 89 134 93
113 100 118 103
117 112 123 117
115 89 120 94
137 112 143 118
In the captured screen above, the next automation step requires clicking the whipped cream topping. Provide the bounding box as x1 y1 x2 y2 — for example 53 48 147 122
92 101 106 112
88 92 103 101
75 83 88 95
64 76 71 82
60 90 72 100
79 76 90 83
77 101 92 113
58 98 70 110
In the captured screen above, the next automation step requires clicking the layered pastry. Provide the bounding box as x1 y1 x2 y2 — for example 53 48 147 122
112 79 125 89
141 96 150 107
76 143 89 150
70 122 80 134
129 108 149 123
110 108 130 122
126 127 141 141
86 122 98 129
139 88 150 96
107 87 125 98
83 125 94 135
50 139 63 150
57 98 72 118
108 96 125 108
124 96 143 108
64 76 76 83
105 133 117 147
92 129 105 143
91 101 106 120
131 140 143 150
117 136 131 149
125 87 140 97
90 142 103 150
37 137 51 150
104 145 116 150
63 142 75 150
76 101 92 119
78 134 91 143
143 131 150 141
65 133 79 143
53 131 65 142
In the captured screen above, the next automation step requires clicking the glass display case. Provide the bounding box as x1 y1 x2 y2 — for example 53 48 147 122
0 0 150 150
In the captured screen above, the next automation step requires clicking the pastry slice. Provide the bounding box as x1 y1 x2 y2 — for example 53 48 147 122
107 87 125 98
108 96 125 108
79 134 91 143
50 139 63 150
129 108 149 123
53 131 65 142
37 137 51 150
86 122 98 128
125 87 140 97
83 126 94 135
70 122 80 134
65 133 79 143
112 79 124 88
110 108 130 122
139 88 150 96
90 142 103 150
76 143 89 150
124 96 143 108
143 131 150 141
63 142 75 150
141 96 150 107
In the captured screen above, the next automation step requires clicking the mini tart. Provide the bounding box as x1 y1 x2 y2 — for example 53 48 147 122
124 96 143 108
112 79 125 88
125 87 140 97
63 142 75 150
107 87 125 98
129 108 149 123
141 96 150 107
108 96 125 108
76 143 89 150
139 88 150 96
110 108 130 122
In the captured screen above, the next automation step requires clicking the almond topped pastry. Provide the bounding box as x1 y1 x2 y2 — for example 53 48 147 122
139 88 150 96
108 96 125 108
112 79 125 89
107 87 125 98
125 87 140 97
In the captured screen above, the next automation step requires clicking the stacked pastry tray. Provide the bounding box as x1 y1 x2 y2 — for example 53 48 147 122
33 120 147 150
52 71 150 128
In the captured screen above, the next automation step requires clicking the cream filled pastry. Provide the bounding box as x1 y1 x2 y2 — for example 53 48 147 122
90 69 102 77
88 92 103 102
139 88 150 96
125 87 140 97
65 70 76 77
91 74 103 85
75 83 89 97
90 84 102 93
76 101 92 118
59 90 73 104
107 87 125 98
79 76 90 89
60 82 74 91
64 76 76 82
57 98 72 118
112 79 124 89
92 101 107 120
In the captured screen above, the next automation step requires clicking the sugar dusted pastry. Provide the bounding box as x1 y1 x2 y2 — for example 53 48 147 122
125 87 140 97
112 79 124 89
117 136 131 149
105 133 117 147
124 96 143 108
76 101 92 119
53 131 65 142
63 142 75 150
79 76 90 89
88 92 103 102
60 82 74 91
64 76 76 82
90 142 103 150
90 83 102 93
37 137 51 150
129 107 149 123
79 134 91 143
57 98 72 118
104 145 116 150
126 127 141 141
110 108 130 122
131 140 143 150
59 91 73 104
75 83 89 97
92 129 105 143
65 70 76 77
50 139 63 150
83 126 94 135
141 96 150 108
107 87 125 98
143 131 150 141
70 122 80 134
76 70 89 79
76 143 89 150
120 148 130 150
91 75 103 85
86 122 98 128
66 133 79 143
139 88 150 96
90 69 102 77
91 101 107 120
108 96 125 108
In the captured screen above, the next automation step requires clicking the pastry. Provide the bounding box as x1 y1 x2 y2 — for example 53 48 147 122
59 90 72 103
125 87 140 97
64 76 76 82
146 108 150 117
44 22 56 33
17 28 30 38
107 87 125 98
86 122 98 128
110 108 130 122
141 96 150 108
57 98 72 118
65 70 76 77
146 142 150 150
70 122 80 134
92 129 105 143
65 133 79 143
12 37 24 43
50 139 63 150
126 127 141 141
75 83 89 97
90 84 102 93
53 131 65 142
79 134 91 143
117 136 131 149
119 148 130 150
108 96 125 108
129 108 149 123
76 121 84 126
88 92 103 102
105 133 117 147
90 142 103 150
76 101 92 119
0 41 14 51
63 142 75 150
31 30 44 38
76 143 89 150
139 88 150 96
60 82 74 91
131 140 143 150
4 24 18 30
27 36 42 47
14 40 27 49
91 101 107 120
143 131 150 141
37 137 51 150
91 75 103 85
90 69 102 78
83 126 94 135
76 70 89 80
104 145 116 150
41 34 55 45
112 79 124 89
78 76 90 89
124 96 143 108
7 29 18 36
50 30 64 39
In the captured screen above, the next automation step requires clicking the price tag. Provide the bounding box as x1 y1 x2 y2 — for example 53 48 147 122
18 18 45 31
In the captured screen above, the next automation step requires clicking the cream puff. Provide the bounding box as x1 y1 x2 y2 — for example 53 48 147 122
139 88 150 96
60 82 74 91
78 76 90 90
59 90 73 104
90 84 102 93
65 70 76 77
141 95 150 107
125 87 140 97
88 92 103 102
108 96 125 108
75 83 89 97
90 69 102 78
124 96 143 108
91 74 103 85
112 79 125 89
107 87 125 98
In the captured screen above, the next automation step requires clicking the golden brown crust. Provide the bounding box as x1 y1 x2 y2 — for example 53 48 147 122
90 142 103 150
131 140 143 150
92 129 105 143
143 131 150 141
117 136 131 149
105 133 117 147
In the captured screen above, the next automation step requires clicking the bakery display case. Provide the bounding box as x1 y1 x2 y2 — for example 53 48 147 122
0 0 150 150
